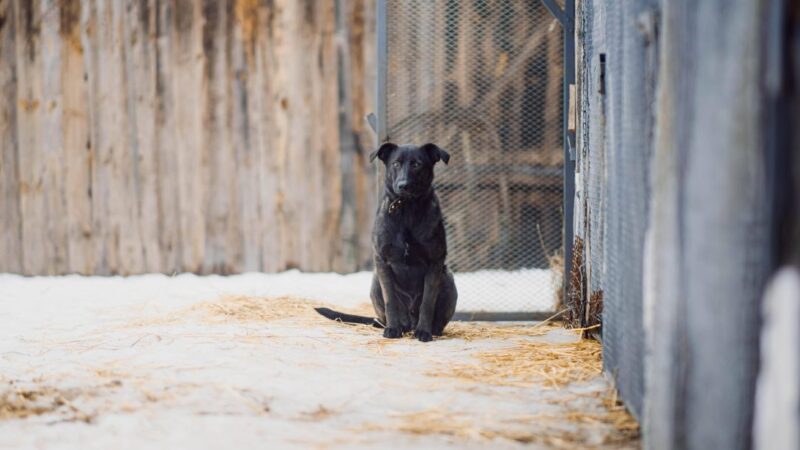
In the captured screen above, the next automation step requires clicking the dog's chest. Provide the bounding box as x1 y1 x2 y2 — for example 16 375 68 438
374 196 445 266
379 225 428 265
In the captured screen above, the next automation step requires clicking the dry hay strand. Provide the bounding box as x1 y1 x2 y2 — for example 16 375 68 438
127 295 376 331
0 385 94 423
441 321 561 341
296 404 339 421
430 336 602 388
583 290 604 339
194 297 375 330
362 321 563 349
562 237 604 339
194 295 326 323
544 388 640 446
360 407 540 444
564 237 586 328
598 397 640 445
360 397 639 449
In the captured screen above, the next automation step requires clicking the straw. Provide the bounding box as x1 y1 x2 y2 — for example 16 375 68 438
359 387 640 449
429 333 602 388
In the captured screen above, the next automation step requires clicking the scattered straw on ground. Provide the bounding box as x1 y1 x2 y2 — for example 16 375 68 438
136 295 564 344
430 334 602 388
193 295 327 323
0 386 94 423
192 296 376 328
442 321 560 341
359 387 639 449
128 296 375 330
360 407 543 443
296 405 339 421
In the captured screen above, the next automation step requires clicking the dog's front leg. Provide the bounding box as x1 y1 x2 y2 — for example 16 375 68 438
375 257 404 338
415 263 443 342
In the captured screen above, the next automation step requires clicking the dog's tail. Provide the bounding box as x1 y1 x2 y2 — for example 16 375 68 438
314 307 384 328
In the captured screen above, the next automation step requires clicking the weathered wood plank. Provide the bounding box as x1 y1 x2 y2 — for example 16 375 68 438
268 0 298 271
200 0 235 273
351 0 377 270
124 0 162 272
61 0 93 274
0 0 22 272
87 0 145 274
39 0 70 273
314 0 342 271
170 0 207 273
230 0 263 271
84 0 113 274
154 0 182 273
250 0 280 273
14 0 48 275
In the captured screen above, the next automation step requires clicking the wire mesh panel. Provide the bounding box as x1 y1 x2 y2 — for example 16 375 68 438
574 0 658 419
382 1 564 314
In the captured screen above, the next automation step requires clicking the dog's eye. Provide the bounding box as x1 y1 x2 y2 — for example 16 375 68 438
411 161 420 169
392 161 401 168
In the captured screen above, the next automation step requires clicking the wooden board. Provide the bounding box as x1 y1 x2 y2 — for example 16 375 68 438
0 0 377 275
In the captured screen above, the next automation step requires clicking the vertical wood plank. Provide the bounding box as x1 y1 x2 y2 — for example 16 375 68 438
61 0 93 273
124 0 162 272
353 0 377 269
286 0 318 270
170 0 207 273
86 0 145 274
231 0 263 271
201 0 235 273
0 0 22 272
113 0 145 275
84 0 113 274
154 0 181 272
336 0 359 271
296 0 341 271
39 0 70 273
14 0 48 274
252 0 280 273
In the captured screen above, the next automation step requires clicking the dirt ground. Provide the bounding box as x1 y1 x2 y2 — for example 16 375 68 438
0 273 639 449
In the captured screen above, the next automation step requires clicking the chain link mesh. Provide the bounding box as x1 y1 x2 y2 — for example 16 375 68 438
383 0 564 313
576 0 657 418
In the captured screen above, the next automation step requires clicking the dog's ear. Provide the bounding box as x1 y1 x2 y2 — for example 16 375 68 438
421 143 450 165
369 142 398 164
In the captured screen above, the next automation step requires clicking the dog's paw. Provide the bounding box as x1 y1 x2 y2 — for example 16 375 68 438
414 329 433 342
383 327 404 339
432 327 444 337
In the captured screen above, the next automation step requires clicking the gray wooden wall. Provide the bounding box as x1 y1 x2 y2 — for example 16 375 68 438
644 1 770 448
0 0 378 275
575 0 799 448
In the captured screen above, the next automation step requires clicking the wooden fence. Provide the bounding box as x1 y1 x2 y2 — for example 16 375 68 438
0 0 377 275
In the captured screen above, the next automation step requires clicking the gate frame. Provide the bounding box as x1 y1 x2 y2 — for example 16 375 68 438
373 0 576 321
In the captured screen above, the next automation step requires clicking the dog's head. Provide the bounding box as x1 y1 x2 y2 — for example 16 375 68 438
370 143 450 198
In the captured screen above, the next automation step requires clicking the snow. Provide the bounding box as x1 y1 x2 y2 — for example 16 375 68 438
0 271 613 450
454 269 558 312
0 269 556 319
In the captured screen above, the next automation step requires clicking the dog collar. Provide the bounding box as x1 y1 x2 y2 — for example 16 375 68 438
388 198 404 214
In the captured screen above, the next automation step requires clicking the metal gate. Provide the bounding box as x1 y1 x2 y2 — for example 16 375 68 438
375 0 574 318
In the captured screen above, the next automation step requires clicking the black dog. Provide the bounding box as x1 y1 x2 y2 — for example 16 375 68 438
316 143 458 342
